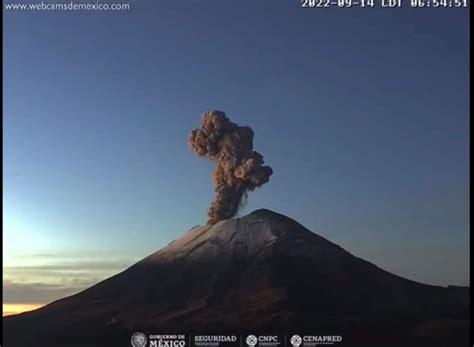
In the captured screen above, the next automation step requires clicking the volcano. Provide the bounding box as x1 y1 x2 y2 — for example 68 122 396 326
3 209 469 346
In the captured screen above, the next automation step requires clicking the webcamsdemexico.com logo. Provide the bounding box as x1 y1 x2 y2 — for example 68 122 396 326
4 1 131 11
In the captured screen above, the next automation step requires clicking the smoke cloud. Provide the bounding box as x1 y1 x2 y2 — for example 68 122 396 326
189 111 273 225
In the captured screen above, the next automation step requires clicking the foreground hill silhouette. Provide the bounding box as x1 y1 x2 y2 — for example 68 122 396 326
3 209 469 346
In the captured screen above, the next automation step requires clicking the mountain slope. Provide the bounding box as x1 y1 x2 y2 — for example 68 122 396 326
3 209 469 346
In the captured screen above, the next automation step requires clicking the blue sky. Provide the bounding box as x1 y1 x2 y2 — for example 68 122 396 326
3 0 469 312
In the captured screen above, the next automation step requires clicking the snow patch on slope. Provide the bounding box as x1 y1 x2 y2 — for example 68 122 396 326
143 211 282 264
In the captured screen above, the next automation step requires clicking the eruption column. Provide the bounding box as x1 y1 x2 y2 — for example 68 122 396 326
189 111 273 224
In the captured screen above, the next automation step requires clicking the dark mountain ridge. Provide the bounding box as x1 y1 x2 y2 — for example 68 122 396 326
3 209 469 346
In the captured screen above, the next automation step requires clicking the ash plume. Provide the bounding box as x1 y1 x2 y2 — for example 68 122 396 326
189 111 273 225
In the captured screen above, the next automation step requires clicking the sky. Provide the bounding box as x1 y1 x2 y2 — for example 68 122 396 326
3 0 470 316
